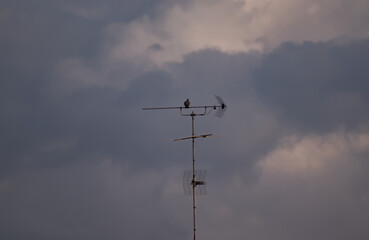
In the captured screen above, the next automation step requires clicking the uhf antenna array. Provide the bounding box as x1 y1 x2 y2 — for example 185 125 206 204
143 95 227 240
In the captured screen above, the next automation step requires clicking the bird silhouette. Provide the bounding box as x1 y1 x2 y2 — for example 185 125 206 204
184 99 190 108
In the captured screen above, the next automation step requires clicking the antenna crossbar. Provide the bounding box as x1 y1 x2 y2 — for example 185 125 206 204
143 105 221 110
142 95 227 118
173 134 213 141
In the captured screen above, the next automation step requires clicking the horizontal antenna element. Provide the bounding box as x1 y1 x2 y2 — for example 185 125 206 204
143 95 227 118
173 134 213 141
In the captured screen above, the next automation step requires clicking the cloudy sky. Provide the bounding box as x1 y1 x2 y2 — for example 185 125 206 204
1 0 369 239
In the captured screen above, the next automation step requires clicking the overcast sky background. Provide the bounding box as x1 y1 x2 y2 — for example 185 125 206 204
1 0 369 239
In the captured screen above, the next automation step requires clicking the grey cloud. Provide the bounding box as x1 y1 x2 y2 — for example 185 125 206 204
253 39 369 133
0 71 183 178
166 49 277 178
0 161 189 240
149 43 165 51
0 0 180 179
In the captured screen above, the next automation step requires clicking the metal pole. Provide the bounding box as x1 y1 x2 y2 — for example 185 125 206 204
191 112 196 240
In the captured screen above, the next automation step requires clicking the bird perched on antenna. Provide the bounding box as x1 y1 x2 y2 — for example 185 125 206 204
184 99 190 108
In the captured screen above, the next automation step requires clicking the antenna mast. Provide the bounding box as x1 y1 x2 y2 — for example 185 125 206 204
143 95 227 240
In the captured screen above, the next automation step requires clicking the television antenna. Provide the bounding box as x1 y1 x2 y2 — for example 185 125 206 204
143 95 227 240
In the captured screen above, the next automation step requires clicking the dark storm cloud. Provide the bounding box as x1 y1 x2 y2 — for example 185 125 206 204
0 0 185 71
148 43 165 51
0 69 184 179
253 39 369 133
0 0 194 178
0 161 190 240
0 0 185 179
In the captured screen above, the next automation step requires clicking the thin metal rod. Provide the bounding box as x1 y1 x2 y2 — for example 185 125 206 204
191 112 197 240
142 105 222 110
143 106 182 110
173 134 213 142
